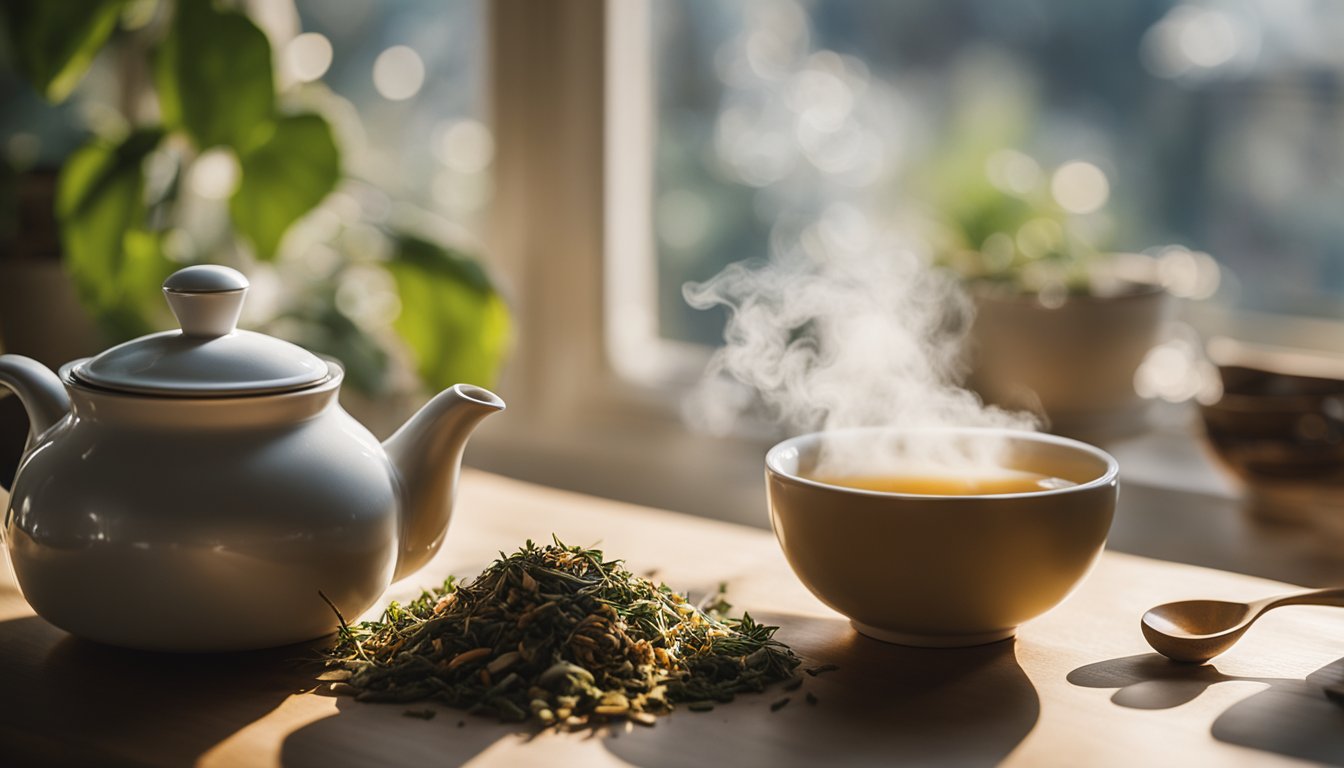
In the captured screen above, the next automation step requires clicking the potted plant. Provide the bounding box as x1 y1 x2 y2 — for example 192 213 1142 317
932 151 1173 439
0 1 510 440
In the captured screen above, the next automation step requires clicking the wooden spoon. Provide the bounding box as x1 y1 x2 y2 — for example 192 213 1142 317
1142 587 1344 663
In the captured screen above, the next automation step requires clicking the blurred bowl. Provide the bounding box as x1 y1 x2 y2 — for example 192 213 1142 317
765 427 1118 647
968 279 1172 441
1199 342 1344 518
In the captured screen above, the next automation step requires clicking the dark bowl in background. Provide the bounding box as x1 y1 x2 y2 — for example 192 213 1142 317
1201 365 1344 481
1199 343 1344 528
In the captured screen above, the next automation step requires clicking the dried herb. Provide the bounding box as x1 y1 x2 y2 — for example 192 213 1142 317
323 537 800 729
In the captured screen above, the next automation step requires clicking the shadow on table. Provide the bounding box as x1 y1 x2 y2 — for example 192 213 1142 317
1070 653 1344 765
281 611 1041 768
0 614 324 766
280 690 527 767
602 612 1040 768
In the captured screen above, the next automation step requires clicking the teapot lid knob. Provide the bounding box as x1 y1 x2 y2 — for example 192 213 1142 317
163 265 249 337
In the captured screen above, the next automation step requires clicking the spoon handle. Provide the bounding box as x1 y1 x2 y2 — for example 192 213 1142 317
1263 587 1344 610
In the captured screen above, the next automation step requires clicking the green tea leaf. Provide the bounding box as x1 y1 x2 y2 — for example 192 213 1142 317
387 235 512 391
56 129 175 340
230 113 339 260
0 0 127 102
154 0 274 151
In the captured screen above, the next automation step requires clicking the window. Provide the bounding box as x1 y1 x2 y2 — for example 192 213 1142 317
291 0 489 236
620 0 1344 373
481 0 1344 520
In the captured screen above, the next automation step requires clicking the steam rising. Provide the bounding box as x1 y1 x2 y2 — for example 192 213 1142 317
683 245 1036 474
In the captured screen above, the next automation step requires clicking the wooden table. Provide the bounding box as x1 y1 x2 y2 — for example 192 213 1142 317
3 470 1343 767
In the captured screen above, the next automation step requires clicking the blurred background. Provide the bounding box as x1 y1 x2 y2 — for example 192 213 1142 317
650 0 1344 343
3 0 1344 558
0 0 501 437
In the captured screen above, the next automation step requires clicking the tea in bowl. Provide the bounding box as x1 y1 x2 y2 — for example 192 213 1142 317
766 427 1119 647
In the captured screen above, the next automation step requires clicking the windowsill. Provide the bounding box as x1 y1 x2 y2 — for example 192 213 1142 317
469 399 1344 588
465 394 775 529
466 399 1241 533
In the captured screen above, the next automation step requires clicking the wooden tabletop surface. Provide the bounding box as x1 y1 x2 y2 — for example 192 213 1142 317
3 470 1344 767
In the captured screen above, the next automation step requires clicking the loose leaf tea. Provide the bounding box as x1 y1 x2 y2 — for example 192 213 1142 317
323 538 801 729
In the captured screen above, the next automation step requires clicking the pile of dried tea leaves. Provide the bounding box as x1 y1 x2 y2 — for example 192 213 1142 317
321 538 801 729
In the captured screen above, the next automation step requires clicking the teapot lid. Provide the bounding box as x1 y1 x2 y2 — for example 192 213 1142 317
71 265 330 396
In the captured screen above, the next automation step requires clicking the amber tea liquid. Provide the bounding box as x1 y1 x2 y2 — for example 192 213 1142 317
808 471 1075 496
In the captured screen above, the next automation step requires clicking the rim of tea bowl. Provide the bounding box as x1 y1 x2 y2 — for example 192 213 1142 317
765 427 1120 648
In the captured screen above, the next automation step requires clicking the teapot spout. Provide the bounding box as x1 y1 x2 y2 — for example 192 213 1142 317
0 355 71 451
384 384 504 581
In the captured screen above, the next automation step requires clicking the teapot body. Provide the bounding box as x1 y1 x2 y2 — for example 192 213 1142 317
0 265 505 652
5 368 400 651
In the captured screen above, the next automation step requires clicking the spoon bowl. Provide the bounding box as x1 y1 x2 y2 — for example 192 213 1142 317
1142 587 1344 663
1141 600 1258 663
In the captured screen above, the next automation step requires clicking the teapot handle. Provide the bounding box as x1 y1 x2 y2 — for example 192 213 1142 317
0 355 71 491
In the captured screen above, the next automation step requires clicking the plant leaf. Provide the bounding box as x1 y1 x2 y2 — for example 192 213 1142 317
154 0 274 151
272 294 390 395
0 0 128 102
387 235 512 390
230 113 339 260
56 129 175 340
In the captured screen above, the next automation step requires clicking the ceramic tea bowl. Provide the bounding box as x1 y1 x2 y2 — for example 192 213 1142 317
766 427 1118 648
1199 357 1344 530
1200 364 1344 486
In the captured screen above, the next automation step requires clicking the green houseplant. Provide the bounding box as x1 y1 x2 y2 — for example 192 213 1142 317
925 148 1172 438
0 0 510 404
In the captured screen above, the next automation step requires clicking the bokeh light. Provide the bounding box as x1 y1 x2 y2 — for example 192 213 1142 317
1180 9 1238 68
1140 5 1256 80
1154 246 1221 299
1050 161 1109 214
189 148 241 200
433 119 494 174
285 32 334 83
372 45 425 101
985 149 1041 196
1134 331 1221 404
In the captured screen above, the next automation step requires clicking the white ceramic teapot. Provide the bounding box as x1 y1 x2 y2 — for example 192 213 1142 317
0 265 504 651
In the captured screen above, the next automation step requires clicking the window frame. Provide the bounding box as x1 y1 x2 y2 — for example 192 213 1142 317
469 0 770 526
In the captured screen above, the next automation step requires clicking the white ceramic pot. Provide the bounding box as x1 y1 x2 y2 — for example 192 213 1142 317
968 283 1172 439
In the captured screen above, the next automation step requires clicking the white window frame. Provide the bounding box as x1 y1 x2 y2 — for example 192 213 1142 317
604 0 713 391
468 0 770 526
